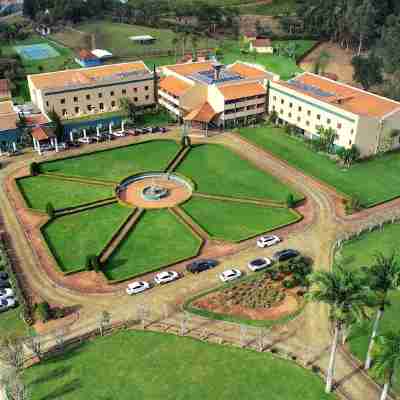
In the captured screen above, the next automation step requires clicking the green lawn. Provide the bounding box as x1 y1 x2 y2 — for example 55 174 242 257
176 144 300 203
339 223 400 393
43 203 131 273
70 21 217 59
0 306 27 337
182 197 299 242
240 0 298 15
240 125 400 207
222 40 310 80
40 140 180 181
104 210 202 281
17 176 114 211
24 330 334 400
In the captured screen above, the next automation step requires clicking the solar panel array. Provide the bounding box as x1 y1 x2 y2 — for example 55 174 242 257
288 79 334 98
190 69 243 85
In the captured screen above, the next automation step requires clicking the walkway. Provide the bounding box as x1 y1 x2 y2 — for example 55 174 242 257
0 130 397 400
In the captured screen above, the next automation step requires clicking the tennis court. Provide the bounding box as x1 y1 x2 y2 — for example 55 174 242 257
14 43 60 61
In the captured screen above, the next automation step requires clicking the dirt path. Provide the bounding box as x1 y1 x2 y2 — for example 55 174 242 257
1 130 398 399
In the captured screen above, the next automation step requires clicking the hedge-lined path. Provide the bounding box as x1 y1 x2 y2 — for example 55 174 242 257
1 129 398 400
54 197 118 217
193 192 285 208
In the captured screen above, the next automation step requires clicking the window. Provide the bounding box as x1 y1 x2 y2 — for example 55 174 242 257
111 100 116 107
145 86 149 91
60 98 65 104
298 106 302 112
46 101 49 107
134 97 138 102
99 102 104 110
297 117 301 122
62 109 67 116
122 89 126 95
327 118 331 124
86 94 91 100
98 93 102 98
280 109 283 114
289 102 293 108
351 128 354 135
307 110 311 116
317 114 321 120
133 88 138 93
337 123 342 129
75 106 80 114
349 140 352 145
288 112 292 118
73 96 78 103
110 91 114 96
306 121 310 126
281 99 284 104
273 96 276 101
87 104 92 111
145 95 149 100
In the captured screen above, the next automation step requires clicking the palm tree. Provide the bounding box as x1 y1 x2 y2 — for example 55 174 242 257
364 252 400 370
172 35 179 62
373 331 400 400
306 265 371 393
337 145 360 168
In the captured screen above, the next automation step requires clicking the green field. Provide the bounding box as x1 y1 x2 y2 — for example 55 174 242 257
222 40 315 80
182 197 299 241
104 210 202 281
240 0 297 15
177 144 300 202
56 21 217 64
339 224 400 392
17 176 114 211
0 306 27 337
43 204 131 273
40 140 180 181
24 330 334 400
240 125 400 207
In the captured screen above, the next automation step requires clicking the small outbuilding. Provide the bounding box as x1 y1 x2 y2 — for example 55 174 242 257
75 50 102 68
250 38 274 54
91 49 113 60
129 35 156 45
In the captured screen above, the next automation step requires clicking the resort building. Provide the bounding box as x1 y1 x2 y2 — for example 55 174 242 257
269 72 400 157
27 61 156 121
0 100 19 153
158 60 279 130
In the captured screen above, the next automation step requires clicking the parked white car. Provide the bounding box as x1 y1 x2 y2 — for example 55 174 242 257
219 268 242 283
257 235 281 248
126 281 150 295
78 137 91 144
112 131 125 137
0 298 16 312
0 288 14 299
154 271 179 285
247 257 272 272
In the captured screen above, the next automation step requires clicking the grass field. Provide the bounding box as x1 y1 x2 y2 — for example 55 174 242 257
56 22 217 63
0 306 27 337
240 0 297 15
17 176 114 211
177 144 300 202
222 40 315 80
240 125 400 207
182 197 299 241
339 224 400 392
43 204 131 273
40 140 180 181
24 330 334 400
104 210 202 281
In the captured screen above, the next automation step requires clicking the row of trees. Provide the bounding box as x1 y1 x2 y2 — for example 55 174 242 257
307 252 400 397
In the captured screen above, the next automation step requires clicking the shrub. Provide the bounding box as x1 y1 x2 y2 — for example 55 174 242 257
37 301 51 322
286 193 296 208
283 279 297 289
30 162 40 176
46 202 55 219
345 196 363 214
86 254 101 272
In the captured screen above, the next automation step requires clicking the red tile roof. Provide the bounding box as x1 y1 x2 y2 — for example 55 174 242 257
159 76 192 97
184 102 218 123
78 49 98 61
165 61 215 76
218 82 265 100
277 73 400 118
31 126 55 141
252 38 272 47
227 62 273 80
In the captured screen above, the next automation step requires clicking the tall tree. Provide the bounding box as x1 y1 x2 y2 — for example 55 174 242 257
352 53 383 90
373 331 400 400
306 265 372 393
23 0 37 19
364 252 400 370
380 14 400 73
351 0 377 56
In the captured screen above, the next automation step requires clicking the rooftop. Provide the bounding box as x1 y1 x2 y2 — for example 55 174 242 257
190 68 243 85
29 61 150 91
227 62 276 80
218 81 265 100
277 73 400 119
31 126 55 141
78 49 99 61
159 75 193 97
184 102 218 123
0 100 18 132
129 35 155 41
164 61 216 77
252 38 272 47
0 79 11 100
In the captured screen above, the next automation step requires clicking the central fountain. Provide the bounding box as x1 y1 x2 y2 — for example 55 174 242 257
141 184 169 201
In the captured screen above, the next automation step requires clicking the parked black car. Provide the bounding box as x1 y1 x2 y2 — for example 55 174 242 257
186 259 218 274
0 280 11 289
0 272 9 281
272 249 300 262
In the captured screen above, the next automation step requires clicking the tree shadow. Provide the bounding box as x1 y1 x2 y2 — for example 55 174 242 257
104 257 129 273
40 378 81 400
29 366 72 386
